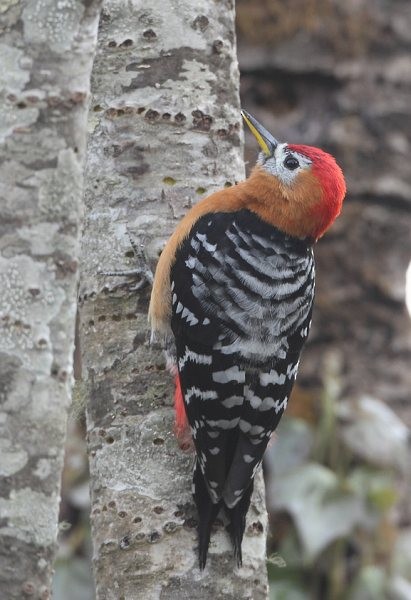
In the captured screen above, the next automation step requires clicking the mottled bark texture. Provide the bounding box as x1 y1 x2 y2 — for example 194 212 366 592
0 1 101 598
238 0 411 419
79 0 268 598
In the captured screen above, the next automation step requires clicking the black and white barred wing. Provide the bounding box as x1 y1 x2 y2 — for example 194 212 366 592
170 210 314 506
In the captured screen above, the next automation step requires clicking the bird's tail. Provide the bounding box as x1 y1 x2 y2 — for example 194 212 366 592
193 462 222 570
225 481 254 567
193 463 254 568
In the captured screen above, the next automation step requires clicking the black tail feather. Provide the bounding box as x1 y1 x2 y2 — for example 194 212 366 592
193 463 222 569
225 481 254 567
193 466 255 568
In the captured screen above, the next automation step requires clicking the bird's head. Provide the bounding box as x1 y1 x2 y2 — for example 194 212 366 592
242 110 346 241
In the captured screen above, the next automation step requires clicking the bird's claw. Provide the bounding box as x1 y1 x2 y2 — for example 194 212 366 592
98 229 154 290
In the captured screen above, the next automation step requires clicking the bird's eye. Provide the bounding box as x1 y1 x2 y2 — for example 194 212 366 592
283 155 299 170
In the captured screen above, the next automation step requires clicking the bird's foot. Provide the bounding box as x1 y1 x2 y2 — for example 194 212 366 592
99 229 154 291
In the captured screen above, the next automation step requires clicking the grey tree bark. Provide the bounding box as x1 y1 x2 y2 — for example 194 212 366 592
79 0 268 598
0 1 102 598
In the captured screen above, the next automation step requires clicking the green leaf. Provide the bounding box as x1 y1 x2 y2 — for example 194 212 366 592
348 468 397 512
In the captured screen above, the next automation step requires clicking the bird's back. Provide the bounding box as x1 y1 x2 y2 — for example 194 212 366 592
169 208 314 565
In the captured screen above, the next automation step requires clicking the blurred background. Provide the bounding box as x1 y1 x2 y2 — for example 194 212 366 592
54 1 411 598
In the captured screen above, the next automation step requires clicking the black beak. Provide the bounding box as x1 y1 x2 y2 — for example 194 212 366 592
241 110 278 156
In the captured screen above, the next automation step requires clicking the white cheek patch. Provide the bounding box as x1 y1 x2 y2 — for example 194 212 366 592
263 144 312 187
277 164 300 186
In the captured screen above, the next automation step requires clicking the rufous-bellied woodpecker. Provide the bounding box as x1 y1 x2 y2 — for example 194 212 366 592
149 110 346 569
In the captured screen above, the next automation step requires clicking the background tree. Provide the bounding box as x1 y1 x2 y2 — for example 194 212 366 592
237 1 411 597
78 0 268 598
237 0 411 415
0 0 101 598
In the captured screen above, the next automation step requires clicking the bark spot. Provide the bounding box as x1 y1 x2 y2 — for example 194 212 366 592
163 521 179 533
120 39 133 47
127 163 150 179
163 176 176 186
133 516 142 523
55 258 78 277
217 128 228 138
147 530 161 543
119 535 131 549
132 332 146 350
153 437 164 445
123 48 215 91
22 581 36 595
213 39 224 54
248 520 264 535
153 506 164 514
192 15 209 31
70 92 87 104
104 108 119 119
58 370 68 383
183 517 198 529
144 109 160 122
143 29 157 40
191 110 212 132
174 112 186 123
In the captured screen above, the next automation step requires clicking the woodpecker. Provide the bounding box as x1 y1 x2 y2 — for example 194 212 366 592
148 110 346 568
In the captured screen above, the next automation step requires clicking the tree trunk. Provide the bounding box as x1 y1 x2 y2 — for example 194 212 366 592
79 0 268 598
0 1 101 598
